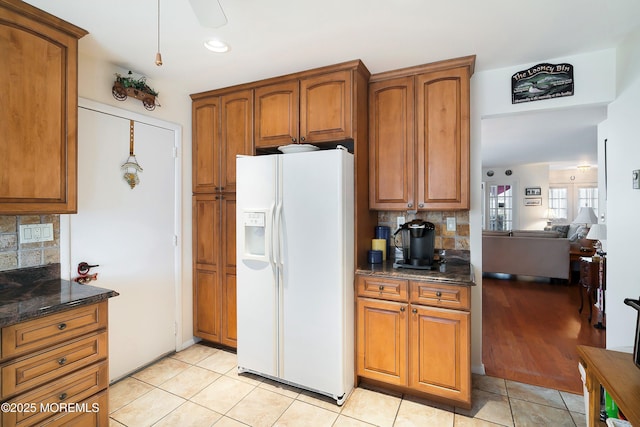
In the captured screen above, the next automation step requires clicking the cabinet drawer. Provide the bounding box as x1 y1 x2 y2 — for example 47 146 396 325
40 390 109 427
1 332 108 399
357 276 408 302
2 302 107 360
2 361 108 427
410 282 470 310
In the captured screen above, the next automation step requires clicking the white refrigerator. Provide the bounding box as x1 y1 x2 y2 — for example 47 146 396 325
236 148 354 405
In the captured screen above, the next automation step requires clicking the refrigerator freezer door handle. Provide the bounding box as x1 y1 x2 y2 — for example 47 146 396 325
268 203 276 269
275 200 284 269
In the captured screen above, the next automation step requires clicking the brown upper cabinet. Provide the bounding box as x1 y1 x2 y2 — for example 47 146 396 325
254 69 353 149
0 0 87 214
369 56 475 211
191 89 254 193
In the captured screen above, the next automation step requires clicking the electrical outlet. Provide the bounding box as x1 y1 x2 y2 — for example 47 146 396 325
19 223 54 243
446 217 456 232
397 216 405 229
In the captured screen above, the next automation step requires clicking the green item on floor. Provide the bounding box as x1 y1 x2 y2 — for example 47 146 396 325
605 389 619 419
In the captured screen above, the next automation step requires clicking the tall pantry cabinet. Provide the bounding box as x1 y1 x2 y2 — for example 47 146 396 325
191 90 253 347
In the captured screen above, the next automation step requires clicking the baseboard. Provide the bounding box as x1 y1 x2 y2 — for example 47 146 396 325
472 363 486 375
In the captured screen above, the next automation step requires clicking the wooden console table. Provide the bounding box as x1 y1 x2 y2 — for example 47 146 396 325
577 345 640 427
578 257 606 324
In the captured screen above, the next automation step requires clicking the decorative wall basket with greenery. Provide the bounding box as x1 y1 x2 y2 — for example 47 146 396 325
112 71 161 111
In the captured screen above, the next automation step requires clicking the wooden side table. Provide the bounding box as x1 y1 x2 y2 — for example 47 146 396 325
577 345 640 427
578 257 606 324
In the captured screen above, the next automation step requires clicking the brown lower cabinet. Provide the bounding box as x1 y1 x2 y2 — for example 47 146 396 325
0 302 110 426
193 193 237 347
356 275 471 409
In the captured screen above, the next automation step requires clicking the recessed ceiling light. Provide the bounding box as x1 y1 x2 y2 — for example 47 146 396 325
204 39 229 53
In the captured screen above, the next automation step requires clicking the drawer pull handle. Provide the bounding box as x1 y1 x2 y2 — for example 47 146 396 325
412 308 417 314
58 357 67 365
400 306 405 312
378 285 384 291
436 291 442 298
58 323 67 330
59 392 68 400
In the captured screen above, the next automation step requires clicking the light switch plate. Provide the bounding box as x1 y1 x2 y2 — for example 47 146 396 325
633 170 640 189
19 223 54 243
446 217 456 232
397 216 405 229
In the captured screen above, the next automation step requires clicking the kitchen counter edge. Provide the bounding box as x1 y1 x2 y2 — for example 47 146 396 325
356 260 475 286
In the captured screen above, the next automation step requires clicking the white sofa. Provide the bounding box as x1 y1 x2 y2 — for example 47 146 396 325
482 230 571 280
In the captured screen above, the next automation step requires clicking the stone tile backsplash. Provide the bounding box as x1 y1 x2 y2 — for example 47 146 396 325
0 215 60 271
376 210 470 251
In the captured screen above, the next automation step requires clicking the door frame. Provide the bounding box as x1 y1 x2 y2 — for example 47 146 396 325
60 97 183 352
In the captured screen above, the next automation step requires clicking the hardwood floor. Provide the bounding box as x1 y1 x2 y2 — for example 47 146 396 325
482 275 605 394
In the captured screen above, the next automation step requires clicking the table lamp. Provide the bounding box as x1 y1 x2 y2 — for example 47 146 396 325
572 207 598 238
586 223 607 255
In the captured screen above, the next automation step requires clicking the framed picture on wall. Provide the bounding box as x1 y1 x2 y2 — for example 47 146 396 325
524 197 542 206
525 187 542 196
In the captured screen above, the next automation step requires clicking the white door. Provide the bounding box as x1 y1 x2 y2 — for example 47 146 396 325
69 104 178 381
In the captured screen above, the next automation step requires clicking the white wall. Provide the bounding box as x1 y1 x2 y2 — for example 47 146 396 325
76 54 195 350
603 28 640 349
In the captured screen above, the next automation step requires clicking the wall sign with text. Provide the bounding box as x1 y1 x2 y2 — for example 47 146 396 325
511 63 574 104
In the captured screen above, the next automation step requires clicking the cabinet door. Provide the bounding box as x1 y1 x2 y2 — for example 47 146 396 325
221 91 253 193
220 194 237 347
357 298 408 386
416 67 470 210
192 97 221 193
369 76 415 210
0 6 83 214
254 80 299 148
193 195 221 341
409 305 470 406
300 70 352 143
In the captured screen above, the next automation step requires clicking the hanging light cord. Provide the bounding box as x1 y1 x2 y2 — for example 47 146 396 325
155 0 163 66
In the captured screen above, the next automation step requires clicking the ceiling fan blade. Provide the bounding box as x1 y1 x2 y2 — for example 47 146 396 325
189 0 228 28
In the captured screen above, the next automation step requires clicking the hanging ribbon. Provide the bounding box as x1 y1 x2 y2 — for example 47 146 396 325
121 120 143 189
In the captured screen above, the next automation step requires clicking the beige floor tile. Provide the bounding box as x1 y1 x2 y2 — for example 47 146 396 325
197 350 238 374
213 416 250 427
158 365 221 399
152 401 221 427
404 393 454 412
394 398 454 426
171 343 220 364
131 357 191 386
273 400 338 427
108 377 154 413
453 414 505 426
297 390 343 413
109 418 126 427
570 411 587 427
340 387 401 427
110 388 185 427
191 375 256 414
225 367 265 386
510 398 575 427
505 380 565 409
455 389 513 427
226 387 293 427
332 415 376 426
473 374 508 396
560 390 586 414
258 378 301 399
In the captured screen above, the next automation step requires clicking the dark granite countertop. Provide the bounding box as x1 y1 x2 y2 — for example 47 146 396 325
0 264 119 327
356 254 475 286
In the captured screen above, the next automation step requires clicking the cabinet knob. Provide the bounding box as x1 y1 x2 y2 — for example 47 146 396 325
291 137 297 143
408 203 413 208
412 308 418 314
418 203 424 208
378 285 384 291
59 392 68 401
57 323 67 330
58 357 67 365
400 306 405 312
300 136 306 142
436 291 442 298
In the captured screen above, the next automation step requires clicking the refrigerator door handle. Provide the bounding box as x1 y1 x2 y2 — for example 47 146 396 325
275 200 284 269
268 202 276 269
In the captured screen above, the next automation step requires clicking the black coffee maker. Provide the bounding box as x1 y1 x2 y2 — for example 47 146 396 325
393 219 436 269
